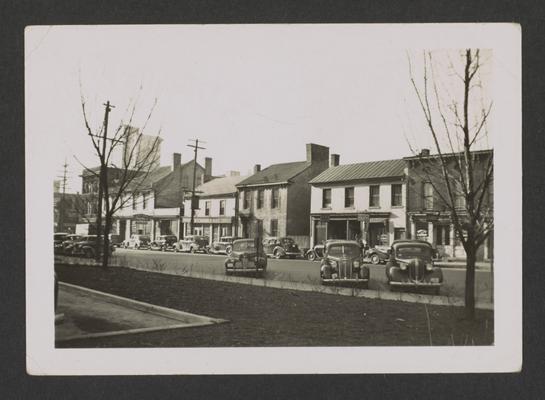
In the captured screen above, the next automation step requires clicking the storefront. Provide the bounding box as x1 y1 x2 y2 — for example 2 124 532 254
182 216 237 244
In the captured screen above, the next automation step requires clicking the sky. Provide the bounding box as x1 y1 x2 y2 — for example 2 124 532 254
25 24 499 193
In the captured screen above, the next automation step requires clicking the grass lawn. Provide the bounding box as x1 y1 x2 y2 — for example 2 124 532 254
55 264 493 348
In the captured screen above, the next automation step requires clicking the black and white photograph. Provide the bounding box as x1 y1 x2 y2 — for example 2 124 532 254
25 23 521 374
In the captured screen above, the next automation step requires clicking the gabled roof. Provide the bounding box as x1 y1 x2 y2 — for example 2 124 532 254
126 166 172 190
309 159 406 184
195 175 248 197
237 161 310 187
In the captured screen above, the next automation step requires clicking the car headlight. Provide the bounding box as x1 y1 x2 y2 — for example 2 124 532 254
426 262 433 271
330 260 338 269
353 260 360 268
399 262 407 271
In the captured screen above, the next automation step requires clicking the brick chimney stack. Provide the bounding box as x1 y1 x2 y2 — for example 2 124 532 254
204 157 213 182
330 154 340 167
253 164 261 174
173 153 181 169
306 143 329 165
420 148 430 157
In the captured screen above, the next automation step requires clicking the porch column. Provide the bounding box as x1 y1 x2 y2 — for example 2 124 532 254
209 223 213 245
449 224 455 258
126 219 131 240
410 218 416 239
151 219 156 240
310 218 315 248
427 221 434 245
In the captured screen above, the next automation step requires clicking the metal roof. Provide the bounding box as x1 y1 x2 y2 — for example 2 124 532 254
309 159 406 184
237 161 310 187
195 175 248 197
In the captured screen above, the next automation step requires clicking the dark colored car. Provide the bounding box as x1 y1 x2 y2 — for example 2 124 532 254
305 243 325 261
263 237 301 259
176 235 210 253
60 234 84 255
320 240 369 288
109 234 124 248
54 233 69 254
209 236 241 255
150 235 178 251
385 240 443 294
365 245 390 265
224 239 267 277
72 235 115 258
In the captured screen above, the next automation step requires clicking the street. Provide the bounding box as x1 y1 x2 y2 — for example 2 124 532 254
111 248 493 302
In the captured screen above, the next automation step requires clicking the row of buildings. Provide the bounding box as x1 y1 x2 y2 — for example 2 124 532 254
63 142 493 261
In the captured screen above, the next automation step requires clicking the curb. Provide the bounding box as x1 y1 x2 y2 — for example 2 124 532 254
57 282 227 342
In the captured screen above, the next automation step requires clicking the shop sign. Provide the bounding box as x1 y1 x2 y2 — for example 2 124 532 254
416 229 428 240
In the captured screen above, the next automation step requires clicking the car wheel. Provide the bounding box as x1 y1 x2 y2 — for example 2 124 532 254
370 254 380 265
434 287 441 296
273 249 282 259
389 284 397 292
84 248 94 259
190 247 195 254
306 252 316 261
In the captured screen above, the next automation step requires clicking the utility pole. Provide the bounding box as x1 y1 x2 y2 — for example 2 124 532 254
94 100 114 261
56 160 69 232
187 138 206 234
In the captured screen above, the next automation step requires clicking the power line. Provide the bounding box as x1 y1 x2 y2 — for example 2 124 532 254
187 138 206 234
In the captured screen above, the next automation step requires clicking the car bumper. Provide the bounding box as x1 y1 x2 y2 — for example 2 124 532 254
226 267 265 273
389 281 442 287
321 278 369 283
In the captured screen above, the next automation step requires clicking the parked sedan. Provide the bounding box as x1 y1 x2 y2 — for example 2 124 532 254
365 245 390 265
60 234 84 255
385 240 443 294
175 235 209 253
320 240 369 288
262 237 301 259
72 235 115 258
54 233 69 254
224 239 267 277
123 234 151 250
209 236 241 255
150 235 178 251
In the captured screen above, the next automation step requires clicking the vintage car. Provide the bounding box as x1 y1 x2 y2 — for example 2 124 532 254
385 240 443 294
72 235 115 258
224 239 267 277
109 234 124 248
123 234 151 249
150 235 178 251
320 240 369 288
60 234 84 255
209 236 241 255
175 235 210 253
262 237 301 259
54 232 69 254
305 243 325 261
365 245 391 265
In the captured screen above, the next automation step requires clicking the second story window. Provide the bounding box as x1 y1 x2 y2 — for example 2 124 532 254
424 182 434 210
243 191 251 209
271 188 279 209
344 187 354 208
219 200 225 215
369 185 380 207
257 190 264 209
270 219 278 236
205 201 211 216
391 184 403 207
322 188 331 208
142 192 147 209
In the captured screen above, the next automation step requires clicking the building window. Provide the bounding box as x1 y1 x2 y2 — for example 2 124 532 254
394 228 406 240
436 225 451 245
369 185 380 207
132 194 137 210
243 191 251 209
257 190 264 209
182 176 189 188
270 219 278 236
142 192 147 209
219 200 225 216
322 188 331 208
344 187 354 208
423 183 434 210
391 184 403 207
271 188 279 209
205 201 211 216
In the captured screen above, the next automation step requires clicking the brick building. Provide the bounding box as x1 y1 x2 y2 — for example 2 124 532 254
236 143 330 248
404 149 493 261
309 157 407 248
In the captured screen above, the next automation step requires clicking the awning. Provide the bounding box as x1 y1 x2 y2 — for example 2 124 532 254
369 217 388 223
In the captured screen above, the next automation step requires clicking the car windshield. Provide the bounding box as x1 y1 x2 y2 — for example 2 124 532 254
54 234 67 240
139 236 150 241
396 245 432 259
281 238 294 245
232 241 256 252
327 244 360 258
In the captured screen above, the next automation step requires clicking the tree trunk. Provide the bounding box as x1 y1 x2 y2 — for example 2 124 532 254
464 245 477 320
101 212 112 268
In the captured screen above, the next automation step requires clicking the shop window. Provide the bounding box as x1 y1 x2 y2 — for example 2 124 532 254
205 201 211 216
423 183 434 210
344 187 354 208
219 200 226 215
271 188 279 208
369 185 380 207
322 188 331 208
270 219 278 237
257 190 264 209
391 184 403 207
394 228 406 240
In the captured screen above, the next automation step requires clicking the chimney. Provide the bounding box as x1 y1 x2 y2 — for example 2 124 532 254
173 153 181 169
253 164 261 174
306 143 329 164
204 157 213 182
420 148 430 157
330 154 340 167
229 171 240 177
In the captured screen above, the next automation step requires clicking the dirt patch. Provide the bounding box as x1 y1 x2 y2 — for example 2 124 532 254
55 264 494 348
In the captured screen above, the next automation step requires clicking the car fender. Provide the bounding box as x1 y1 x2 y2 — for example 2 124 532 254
273 246 286 256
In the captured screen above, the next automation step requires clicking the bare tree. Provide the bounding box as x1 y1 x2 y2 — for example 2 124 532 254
79 94 161 268
407 49 494 319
